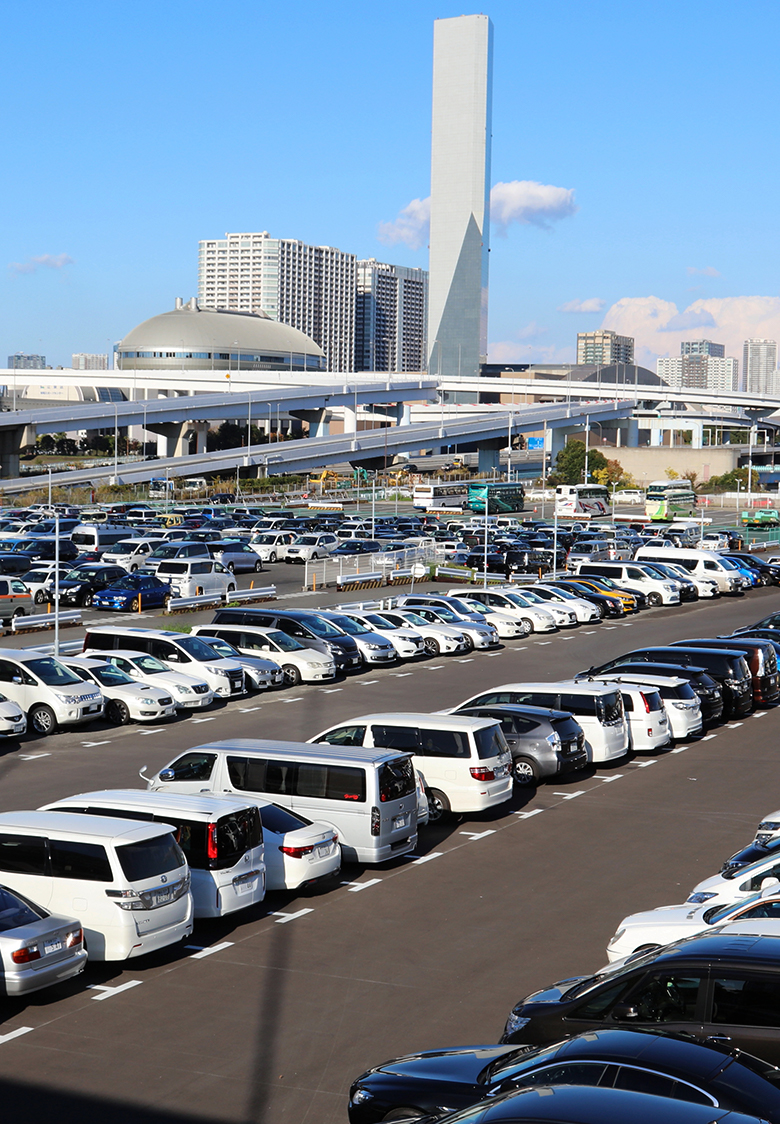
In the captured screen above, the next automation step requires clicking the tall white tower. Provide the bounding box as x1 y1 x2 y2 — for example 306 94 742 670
427 14 493 380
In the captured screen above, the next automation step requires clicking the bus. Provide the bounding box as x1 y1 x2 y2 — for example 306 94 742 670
466 481 526 514
555 484 609 517
645 480 697 521
412 481 469 510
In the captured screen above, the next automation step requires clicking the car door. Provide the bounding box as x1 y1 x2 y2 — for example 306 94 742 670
703 968 780 1063
564 969 707 1041
0 657 33 711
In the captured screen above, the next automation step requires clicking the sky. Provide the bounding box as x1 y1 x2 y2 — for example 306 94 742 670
4 0 780 371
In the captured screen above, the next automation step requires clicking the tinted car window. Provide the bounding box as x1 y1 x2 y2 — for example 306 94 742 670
627 973 703 1022
418 728 471 758
612 1067 676 1098
0 833 47 875
515 1062 607 1088
49 839 112 882
296 764 366 802
710 975 780 1027
371 724 419 751
258 804 311 834
116 834 185 881
164 753 216 782
378 757 415 801
227 756 295 795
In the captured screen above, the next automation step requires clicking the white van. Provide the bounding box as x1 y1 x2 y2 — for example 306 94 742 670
101 538 166 570
594 672 703 741
155 559 235 599
149 740 418 864
310 713 513 822
0 650 103 735
41 791 266 919
634 546 743 594
586 679 670 752
449 682 629 764
70 524 139 554
0 811 193 960
572 561 680 606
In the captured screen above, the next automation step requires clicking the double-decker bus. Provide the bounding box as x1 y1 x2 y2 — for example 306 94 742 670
466 480 526 514
411 481 469 510
554 484 609 517
645 480 697 521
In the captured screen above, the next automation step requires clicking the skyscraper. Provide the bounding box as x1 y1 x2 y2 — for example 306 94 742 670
427 14 493 379
680 340 725 358
72 353 108 370
7 353 45 369
743 338 778 396
355 260 428 372
576 330 634 366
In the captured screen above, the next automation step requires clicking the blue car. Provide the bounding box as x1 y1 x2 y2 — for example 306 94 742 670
92 572 171 612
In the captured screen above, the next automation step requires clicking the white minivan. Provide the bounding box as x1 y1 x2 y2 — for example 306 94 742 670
0 811 193 960
41 790 266 918
634 547 743 594
0 650 103 735
572 561 680 606
155 559 235 599
148 739 419 864
449 682 629 764
311 713 513 822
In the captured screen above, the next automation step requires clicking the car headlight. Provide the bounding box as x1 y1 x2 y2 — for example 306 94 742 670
504 1011 531 1035
175 684 193 696
56 693 81 705
687 892 717 904
608 928 626 946
206 665 229 677
351 1089 372 1106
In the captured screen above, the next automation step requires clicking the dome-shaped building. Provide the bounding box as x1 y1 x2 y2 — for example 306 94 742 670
116 298 326 373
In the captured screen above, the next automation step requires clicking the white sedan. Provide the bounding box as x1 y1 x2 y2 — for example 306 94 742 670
453 597 529 640
606 887 780 962
283 534 339 563
62 656 177 725
378 609 469 657
258 801 340 891
0 694 26 736
192 625 336 686
246 531 296 563
686 852 780 908
335 610 425 660
531 583 602 623
84 649 215 710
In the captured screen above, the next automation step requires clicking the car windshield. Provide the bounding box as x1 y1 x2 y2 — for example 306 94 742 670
0 886 47 931
203 637 238 659
325 615 369 635
302 616 345 638
89 663 135 686
110 574 151 590
267 630 304 652
429 606 459 623
397 611 431 628
130 654 168 674
514 590 546 605
703 892 766 925
485 1040 567 1082
562 945 665 1000
296 536 319 545
362 614 394 630
150 545 180 558
251 535 276 544
113 541 139 552
24 657 83 687
475 724 509 760
116 833 185 881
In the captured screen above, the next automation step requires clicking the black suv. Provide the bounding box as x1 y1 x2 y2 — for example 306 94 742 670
582 661 724 725
211 607 361 672
502 931 780 1064
49 563 128 607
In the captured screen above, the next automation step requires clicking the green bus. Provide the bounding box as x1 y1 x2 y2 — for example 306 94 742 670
467 481 526 514
644 480 697 521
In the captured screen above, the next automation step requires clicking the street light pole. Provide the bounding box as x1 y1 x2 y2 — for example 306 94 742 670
583 416 590 483
114 403 119 483
54 512 60 656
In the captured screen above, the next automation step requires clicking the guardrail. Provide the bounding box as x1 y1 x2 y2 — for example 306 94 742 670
12 610 82 633
20 639 85 655
434 566 538 586
225 586 277 605
336 572 385 591
166 593 225 614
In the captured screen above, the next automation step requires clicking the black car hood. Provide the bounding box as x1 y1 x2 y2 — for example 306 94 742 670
362 1045 513 1084
517 976 587 1006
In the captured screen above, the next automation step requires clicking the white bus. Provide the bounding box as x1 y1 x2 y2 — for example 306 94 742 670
645 480 697 521
554 484 610 517
412 481 468 511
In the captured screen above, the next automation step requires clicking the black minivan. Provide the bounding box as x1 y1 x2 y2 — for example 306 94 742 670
581 646 752 719
671 638 780 708
502 930 780 1065
211 608 361 673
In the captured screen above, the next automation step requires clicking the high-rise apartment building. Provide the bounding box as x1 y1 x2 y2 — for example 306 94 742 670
7 353 45 369
355 260 428 372
743 338 778 396
657 354 738 393
427 14 493 379
680 339 725 358
198 231 355 371
576 330 634 366
72 353 108 370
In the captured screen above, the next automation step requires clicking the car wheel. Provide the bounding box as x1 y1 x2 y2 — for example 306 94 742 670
461 634 475 652
311 552 319 560
647 592 662 607
269 551 277 563
107 699 131 725
281 664 302 686
513 757 540 786
12 608 24 619
423 636 440 656
34 590 45 605
29 704 57 735
82 592 94 608
426 788 450 823
520 617 534 633
130 564 138 572
129 597 140 612
254 560 263 572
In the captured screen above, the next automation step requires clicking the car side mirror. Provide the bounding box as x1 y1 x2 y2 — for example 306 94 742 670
159 768 175 781
11 676 22 684
612 1004 640 1021
761 877 780 893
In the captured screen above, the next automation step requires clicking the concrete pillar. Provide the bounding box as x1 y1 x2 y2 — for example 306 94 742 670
342 405 357 434
290 408 330 437
393 402 412 425
477 439 502 473
0 427 26 477
148 421 209 458
615 418 639 448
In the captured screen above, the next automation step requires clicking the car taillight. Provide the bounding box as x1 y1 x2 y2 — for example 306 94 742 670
470 766 495 781
640 692 651 713
65 928 83 948
371 806 381 836
207 822 218 860
12 944 41 964
279 843 314 858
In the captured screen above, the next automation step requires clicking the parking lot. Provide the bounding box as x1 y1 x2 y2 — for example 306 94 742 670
0 581 777 1123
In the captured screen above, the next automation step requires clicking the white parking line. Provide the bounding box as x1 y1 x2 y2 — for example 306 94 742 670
425 665 444 670
596 774 624 783
671 746 688 754
19 752 51 760
560 636 574 641
621 622 634 627
189 717 216 723
514 808 544 818
341 879 382 892
82 740 111 747
456 658 474 663
727 723 744 729
239 706 263 712
88 981 143 1001
701 734 718 741
270 908 314 924
553 790 586 800
138 728 165 735
583 631 597 635
359 680 379 686
320 688 343 693
603 626 617 630
0 1028 34 1045
186 942 234 958
753 712 767 718
281 697 303 703
459 829 496 841
635 760 657 767
536 641 552 646
409 852 443 865
486 651 503 656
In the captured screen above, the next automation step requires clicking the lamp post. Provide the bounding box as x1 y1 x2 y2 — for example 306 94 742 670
583 416 590 482
747 425 757 511
483 494 489 588
53 512 60 656
113 403 119 483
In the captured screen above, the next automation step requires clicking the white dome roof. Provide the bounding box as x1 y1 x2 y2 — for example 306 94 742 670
118 302 323 357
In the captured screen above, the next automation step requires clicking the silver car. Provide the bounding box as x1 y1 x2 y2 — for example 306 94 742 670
0 884 87 995
195 635 284 690
313 610 398 666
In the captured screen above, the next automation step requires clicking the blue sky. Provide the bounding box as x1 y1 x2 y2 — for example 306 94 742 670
4 0 780 369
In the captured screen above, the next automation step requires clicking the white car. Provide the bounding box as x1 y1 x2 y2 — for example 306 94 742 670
190 634 284 691
0 694 26 736
594 672 702 741
101 538 166 571
696 533 730 552
451 597 529 639
84 649 214 710
464 588 557 634
606 887 780 962
589 678 671 752
247 531 296 563
259 801 340 891
19 564 73 606
655 561 719 598
378 609 470 657
333 610 425 660
191 624 337 686
614 490 644 505
687 852 780 907
400 604 498 649
531 583 602 623
283 534 339 563
61 656 177 725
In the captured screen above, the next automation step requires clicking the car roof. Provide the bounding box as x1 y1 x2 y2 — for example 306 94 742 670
456 704 575 722
0 809 175 843
333 712 499 731
481 681 622 696
188 738 412 766
593 672 687 688
42 788 256 819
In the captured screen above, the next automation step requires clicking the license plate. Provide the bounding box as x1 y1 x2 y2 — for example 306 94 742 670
44 938 62 955
316 843 330 858
151 888 174 906
13 723 24 732
236 878 255 894
351 657 360 665
393 814 407 830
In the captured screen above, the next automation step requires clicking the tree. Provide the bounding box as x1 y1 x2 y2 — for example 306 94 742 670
698 466 760 493
593 459 636 488
547 440 608 485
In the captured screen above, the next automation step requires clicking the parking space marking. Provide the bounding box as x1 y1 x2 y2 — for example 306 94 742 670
596 774 624 782
82 740 111 747
320 688 343 693
88 981 143 1001
456 658 474 663
425 665 444 671
409 852 443 865
727 723 744 729
583 631 597 635
239 706 263 712
701 733 718 741
671 745 688 754
603 626 617 630
560 636 574 641
19 753 50 760
393 673 413 678
281 697 303 703
186 942 234 958
0 1028 34 1045
634 760 657 767
553 790 586 800
514 808 544 818
536 641 552 646
753 712 767 718
189 716 216 723
341 878 382 892
459 829 496 841
138 728 165 735
270 908 314 924
486 651 503 656
621 622 634 627
359 680 379 686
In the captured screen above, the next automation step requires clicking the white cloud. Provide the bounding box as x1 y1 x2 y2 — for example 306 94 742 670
490 180 577 234
9 253 74 275
601 295 780 369
687 266 721 278
558 297 605 314
377 179 577 249
488 338 575 364
377 197 430 250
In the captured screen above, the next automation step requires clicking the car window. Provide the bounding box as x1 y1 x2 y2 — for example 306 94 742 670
0 886 47 930
612 1067 676 1098
0 833 48 875
710 975 780 1027
164 752 216 781
418 728 471 758
318 725 366 747
513 1062 608 1089
626 973 703 1022
49 839 113 882
370 725 420 751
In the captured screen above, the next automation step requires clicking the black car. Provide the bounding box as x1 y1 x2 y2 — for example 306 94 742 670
347 1028 780 1124
211 607 361 672
583 661 724 725
0 551 36 575
721 836 780 876
580 647 752 719
10 538 79 565
453 704 587 785
546 579 624 618
464 550 507 573
724 553 780 586
48 564 128 607
501 930 780 1066
734 613 780 636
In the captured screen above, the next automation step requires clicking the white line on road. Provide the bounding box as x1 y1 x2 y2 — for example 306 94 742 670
671 746 688 754
583 631 597 635
270 908 314 924
553 790 586 800
185 942 234 958
359 680 379 686
536 641 552 646
0 1028 34 1045
341 879 382 892
486 651 503 656
82 740 111 747
635 760 657 767
701 734 718 741
514 808 544 818
320 688 343 693
393 673 413 677
409 852 443 865
239 706 263 712
281 697 303 703
189 717 216 723
138 728 165 736
560 636 574 641
459 830 496 841
425 665 444 670
753 712 767 718
727 723 744 729
88 981 143 1001
603 626 617 630
596 775 624 783
19 753 51 760
456 658 474 663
